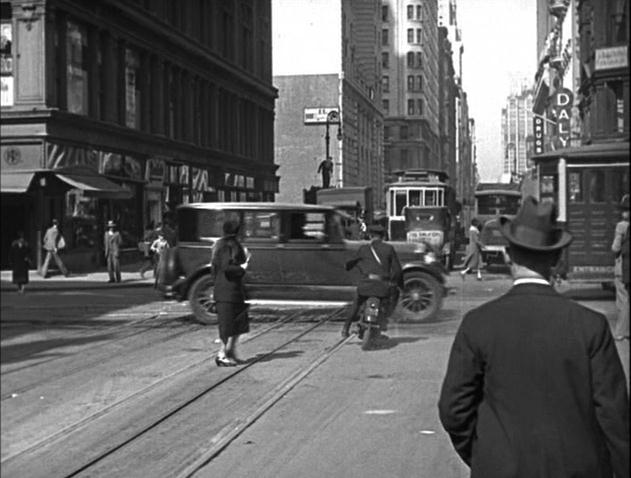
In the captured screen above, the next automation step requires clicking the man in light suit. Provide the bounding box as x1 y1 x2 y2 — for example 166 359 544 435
438 196 629 478
104 220 122 283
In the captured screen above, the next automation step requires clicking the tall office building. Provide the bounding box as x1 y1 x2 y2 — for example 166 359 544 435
501 81 534 179
273 0 384 209
381 0 440 177
0 0 277 271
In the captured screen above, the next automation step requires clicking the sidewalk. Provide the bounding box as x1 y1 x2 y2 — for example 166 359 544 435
1 261 154 292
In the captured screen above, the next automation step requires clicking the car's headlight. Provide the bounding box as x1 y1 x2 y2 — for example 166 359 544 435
423 251 437 264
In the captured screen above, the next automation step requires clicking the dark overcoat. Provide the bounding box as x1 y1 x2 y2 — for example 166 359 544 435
438 283 629 478
346 239 402 287
9 240 31 285
211 235 247 303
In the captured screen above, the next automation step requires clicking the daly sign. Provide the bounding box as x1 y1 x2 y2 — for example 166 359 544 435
553 88 573 149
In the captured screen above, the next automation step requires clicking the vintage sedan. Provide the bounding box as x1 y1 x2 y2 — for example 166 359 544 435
158 202 447 324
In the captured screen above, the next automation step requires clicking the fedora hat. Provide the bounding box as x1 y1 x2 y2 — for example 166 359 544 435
107 220 116 228
499 196 572 251
223 219 241 236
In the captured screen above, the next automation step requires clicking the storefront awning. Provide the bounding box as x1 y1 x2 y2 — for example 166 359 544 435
532 141 630 162
0 171 37 193
54 167 133 199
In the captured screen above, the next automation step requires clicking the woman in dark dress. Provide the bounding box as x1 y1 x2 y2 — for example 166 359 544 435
9 231 31 293
211 219 251 366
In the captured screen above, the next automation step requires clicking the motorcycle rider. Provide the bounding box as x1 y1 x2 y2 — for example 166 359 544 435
341 224 403 338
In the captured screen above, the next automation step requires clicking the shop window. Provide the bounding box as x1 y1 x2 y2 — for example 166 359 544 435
1 17 13 107
568 171 583 203
64 190 99 250
66 20 88 115
612 168 629 204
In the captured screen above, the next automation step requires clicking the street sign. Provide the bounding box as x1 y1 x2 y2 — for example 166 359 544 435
304 107 340 125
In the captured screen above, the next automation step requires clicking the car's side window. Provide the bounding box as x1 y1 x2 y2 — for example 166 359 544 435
242 211 280 242
327 212 345 243
287 212 326 242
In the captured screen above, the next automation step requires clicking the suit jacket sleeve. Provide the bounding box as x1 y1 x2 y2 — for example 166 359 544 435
589 314 630 478
104 233 109 255
438 316 485 466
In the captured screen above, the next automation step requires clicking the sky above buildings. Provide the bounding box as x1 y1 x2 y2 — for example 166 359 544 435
458 0 536 182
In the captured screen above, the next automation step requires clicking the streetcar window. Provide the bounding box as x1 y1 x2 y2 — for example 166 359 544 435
395 190 407 216
588 170 605 203
425 190 438 206
409 190 421 206
569 171 583 203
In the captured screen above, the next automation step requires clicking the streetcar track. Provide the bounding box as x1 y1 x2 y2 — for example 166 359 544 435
0 312 186 382
62 309 346 478
0 309 312 466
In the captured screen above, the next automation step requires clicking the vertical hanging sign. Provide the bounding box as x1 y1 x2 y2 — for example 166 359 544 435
533 116 544 155
552 88 573 149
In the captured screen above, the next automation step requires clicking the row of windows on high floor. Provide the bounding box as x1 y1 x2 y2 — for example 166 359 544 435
382 28 423 45
19 15 273 159
123 0 271 78
381 4 423 22
381 51 423 69
382 98 424 116
382 75 423 93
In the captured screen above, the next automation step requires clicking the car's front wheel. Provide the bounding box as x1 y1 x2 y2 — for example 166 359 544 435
399 271 443 321
188 275 217 325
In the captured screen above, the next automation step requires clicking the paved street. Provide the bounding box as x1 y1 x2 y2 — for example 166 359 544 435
0 269 627 477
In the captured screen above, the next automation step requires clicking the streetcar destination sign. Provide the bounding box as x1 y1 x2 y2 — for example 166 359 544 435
304 107 340 125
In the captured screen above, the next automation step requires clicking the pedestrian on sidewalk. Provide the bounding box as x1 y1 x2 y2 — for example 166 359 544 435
104 220 122 283
9 231 31 293
211 219 251 367
459 218 483 280
41 219 69 278
139 221 158 279
150 228 169 288
612 193 629 341
438 196 629 478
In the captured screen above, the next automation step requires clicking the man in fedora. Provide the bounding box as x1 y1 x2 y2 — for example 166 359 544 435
341 223 402 338
104 220 122 283
438 196 629 478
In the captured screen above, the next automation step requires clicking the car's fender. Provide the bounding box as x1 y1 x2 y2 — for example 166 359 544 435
400 260 446 285
176 264 213 300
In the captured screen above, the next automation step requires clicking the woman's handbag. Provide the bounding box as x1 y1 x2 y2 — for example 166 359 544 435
57 236 66 250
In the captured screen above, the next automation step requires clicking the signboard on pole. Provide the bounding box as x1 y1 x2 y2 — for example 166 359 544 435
304 107 340 125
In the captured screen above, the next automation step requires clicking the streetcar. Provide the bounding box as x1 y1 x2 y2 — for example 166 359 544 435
385 169 458 269
474 182 522 224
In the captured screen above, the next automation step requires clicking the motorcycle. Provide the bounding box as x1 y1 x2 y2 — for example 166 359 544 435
357 295 387 350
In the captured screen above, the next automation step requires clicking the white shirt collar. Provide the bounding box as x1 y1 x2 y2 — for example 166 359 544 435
513 278 551 286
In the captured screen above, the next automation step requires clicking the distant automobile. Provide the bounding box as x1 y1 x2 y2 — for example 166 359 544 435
158 202 448 324
479 218 511 269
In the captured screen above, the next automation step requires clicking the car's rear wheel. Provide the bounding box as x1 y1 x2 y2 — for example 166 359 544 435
188 275 217 325
399 271 443 321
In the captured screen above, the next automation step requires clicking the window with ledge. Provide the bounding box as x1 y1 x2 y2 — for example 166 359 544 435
382 52 389 69
407 5 414 19
407 99 415 115
417 99 424 115
400 125 408 139
66 20 89 115
382 29 388 45
382 75 389 93
382 99 389 114
416 5 422 19
0 14 13 107
416 28 422 44
125 48 141 129
407 75 414 90
407 28 413 43
407 52 414 67
416 52 423 69
382 5 388 21
417 75 423 91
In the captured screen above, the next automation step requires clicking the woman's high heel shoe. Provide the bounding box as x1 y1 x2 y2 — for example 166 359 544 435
215 356 237 367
